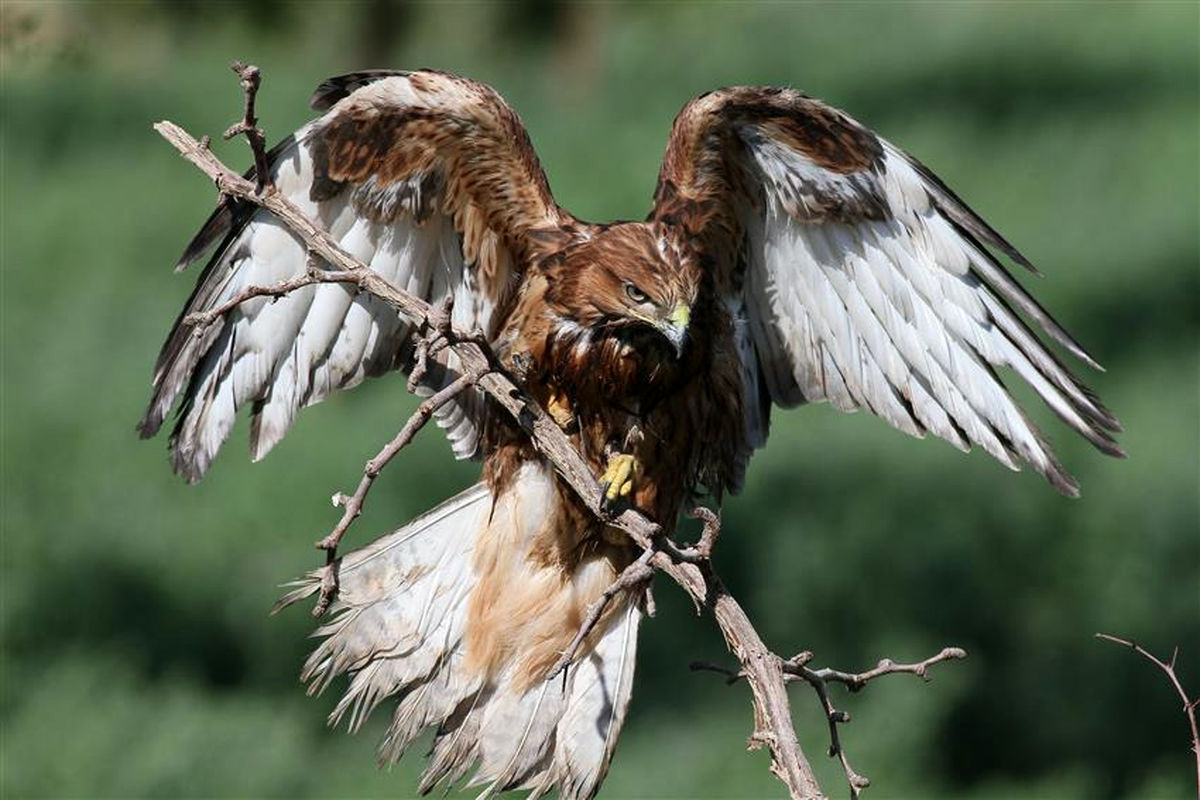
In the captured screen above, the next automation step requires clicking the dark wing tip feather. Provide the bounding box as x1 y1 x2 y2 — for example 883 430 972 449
901 148 1043 276
1063 341 1105 373
135 414 161 440
173 135 296 272
1074 420 1127 459
175 203 235 272
1087 392 1122 434
310 70 411 111
1050 471 1083 499
934 205 1108 374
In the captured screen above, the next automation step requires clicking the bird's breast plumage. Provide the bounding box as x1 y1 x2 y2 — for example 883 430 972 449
488 244 746 524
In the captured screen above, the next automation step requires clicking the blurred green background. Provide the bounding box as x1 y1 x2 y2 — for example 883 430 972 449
3 2 1197 798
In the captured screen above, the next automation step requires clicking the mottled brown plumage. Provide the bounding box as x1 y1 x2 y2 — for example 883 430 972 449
143 70 1122 799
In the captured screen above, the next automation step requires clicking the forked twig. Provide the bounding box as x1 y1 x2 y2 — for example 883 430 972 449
792 646 965 798
309 370 482 617
1097 633 1200 799
799 647 969 691
183 269 323 333
225 60 272 193
693 646 966 798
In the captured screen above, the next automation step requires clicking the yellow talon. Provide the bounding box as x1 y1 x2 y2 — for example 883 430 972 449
600 453 641 506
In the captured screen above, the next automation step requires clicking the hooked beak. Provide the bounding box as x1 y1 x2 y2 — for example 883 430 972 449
658 303 691 357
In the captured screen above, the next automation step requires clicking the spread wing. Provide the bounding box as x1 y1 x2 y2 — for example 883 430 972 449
652 86 1123 496
140 70 573 482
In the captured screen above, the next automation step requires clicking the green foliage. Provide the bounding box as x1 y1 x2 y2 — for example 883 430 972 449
3 3 1197 798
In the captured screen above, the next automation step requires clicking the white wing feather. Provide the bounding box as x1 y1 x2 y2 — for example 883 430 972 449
140 72 560 480
736 127 1121 495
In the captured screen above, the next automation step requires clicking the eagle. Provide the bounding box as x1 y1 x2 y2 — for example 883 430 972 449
140 70 1123 799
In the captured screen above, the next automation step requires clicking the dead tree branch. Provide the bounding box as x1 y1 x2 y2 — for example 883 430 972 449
549 546 657 681
798 647 968 690
183 269 322 331
309 371 480 617
1096 633 1200 799
694 638 965 798
224 60 272 193
153 63 964 800
791 646 966 797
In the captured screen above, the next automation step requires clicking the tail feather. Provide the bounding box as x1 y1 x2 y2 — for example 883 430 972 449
469 669 564 792
535 600 639 799
276 469 642 800
418 689 489 791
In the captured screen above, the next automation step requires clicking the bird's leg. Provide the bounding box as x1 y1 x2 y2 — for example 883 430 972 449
599 425 645 511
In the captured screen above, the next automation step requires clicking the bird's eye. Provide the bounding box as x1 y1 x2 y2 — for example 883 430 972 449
624 283 649 304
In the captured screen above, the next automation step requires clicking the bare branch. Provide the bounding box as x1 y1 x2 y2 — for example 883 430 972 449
1097 633 1200 799
224 61 272 193
669 508 822 798
694 645 966 798
549 546 656 680
791 646 965 798
688 506 722 559
803 664 870 796
182 271 321 333
309 371 480 617
799 647 968 691
317 371 480 556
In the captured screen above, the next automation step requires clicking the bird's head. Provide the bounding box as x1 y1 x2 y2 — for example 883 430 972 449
542 222 700 358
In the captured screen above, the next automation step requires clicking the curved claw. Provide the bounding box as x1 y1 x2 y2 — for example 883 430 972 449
599 453 641 510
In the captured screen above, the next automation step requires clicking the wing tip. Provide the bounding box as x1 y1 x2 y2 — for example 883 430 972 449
1038 452 1081 499
135 413 161 441
1101 440 1128 460
169 441 210 485
1052 475 1082 499
1005 246 1042 277
1067 343 1105 373
174 202 236 272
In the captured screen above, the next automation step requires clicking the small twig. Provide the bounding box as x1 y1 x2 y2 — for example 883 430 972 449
797 647 968 692
689 659 746 686
311 554 341 619
1097 633 1200 799
224 61 272 193
183 270 322 333
695 646 965 799
688 506 723 559
792 647 965 798
407 295 455 393
548 546 656 680
310 371 480 617
318 370 478 554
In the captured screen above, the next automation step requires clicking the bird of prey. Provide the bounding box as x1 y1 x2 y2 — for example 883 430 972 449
140 70 1122 799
